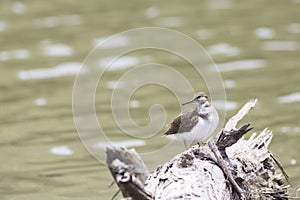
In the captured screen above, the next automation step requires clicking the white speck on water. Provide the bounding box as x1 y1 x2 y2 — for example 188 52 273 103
224 80 236 88
279 126 291 133
61 15 82 25
93 35 129 48
290 159 297 165
18 62 83 80
156 17 185 28
130 100 140 108
0 21 7 32
34 98 47 106
13 49 30 59
288 23 300 34
50 146 73 156
263 41 298 51
277 92 300 104
41 43 73 57
0 51 10 61
211 59 266 72
99 56 139 71
213 100 238 111
279 126 300 133
93 140 145 149
0 49 30 61
254 27 275 39
207 43 241 57
34 16 59 28
195 29 215 40
106 81 125 90
33 15 82 28
145 7 160 18
11 2 26 15
209 0 232 9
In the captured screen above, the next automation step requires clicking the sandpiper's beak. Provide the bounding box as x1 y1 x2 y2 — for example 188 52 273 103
182 99 194 106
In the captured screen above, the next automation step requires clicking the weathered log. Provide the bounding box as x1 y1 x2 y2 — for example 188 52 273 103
106 147 152 200
106 100 289 199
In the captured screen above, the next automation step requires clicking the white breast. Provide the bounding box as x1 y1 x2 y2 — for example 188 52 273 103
167 108 219 143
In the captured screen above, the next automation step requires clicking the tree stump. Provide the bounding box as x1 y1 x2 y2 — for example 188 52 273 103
106 100 290 200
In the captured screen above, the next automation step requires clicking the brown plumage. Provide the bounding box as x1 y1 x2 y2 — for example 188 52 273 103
164 109 208 135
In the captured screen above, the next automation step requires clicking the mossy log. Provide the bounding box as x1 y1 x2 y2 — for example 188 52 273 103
106 100 289 200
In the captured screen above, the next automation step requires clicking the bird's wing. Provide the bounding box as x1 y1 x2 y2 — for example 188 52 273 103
164 110 199 135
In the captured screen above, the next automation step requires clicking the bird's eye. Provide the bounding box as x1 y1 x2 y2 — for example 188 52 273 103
196 95 202 99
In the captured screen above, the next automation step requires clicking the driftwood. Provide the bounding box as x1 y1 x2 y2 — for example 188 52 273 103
106 100 290 200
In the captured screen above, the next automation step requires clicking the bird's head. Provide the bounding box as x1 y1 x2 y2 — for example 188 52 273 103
182 92 210 107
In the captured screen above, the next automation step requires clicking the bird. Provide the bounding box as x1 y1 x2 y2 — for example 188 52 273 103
164 92 219 149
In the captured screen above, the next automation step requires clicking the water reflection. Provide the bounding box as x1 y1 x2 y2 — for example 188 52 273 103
254 27 275 39
41 41 74 57
0 49 30 61
145 7 160 19
50 146 74 156
155 17 185 28
99 56 140 71
207 43 240 57
0 20 7 32
288 23 300 34
93 35 130 49
263 41 298 51
277 92 300 104
211 59 265 72
18 62 82 80
33 15 83 28
93 140 145 149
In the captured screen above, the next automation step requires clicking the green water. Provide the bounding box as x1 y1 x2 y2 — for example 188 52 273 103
1 0 300 199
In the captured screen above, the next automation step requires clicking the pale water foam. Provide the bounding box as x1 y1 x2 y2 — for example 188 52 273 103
50 146 74 156
263 41 298 51
18 62 83 80
211 59 265 72
277 92 300 104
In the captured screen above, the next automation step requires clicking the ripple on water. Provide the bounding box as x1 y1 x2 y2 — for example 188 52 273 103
93 140 145 149
155 17 185 28
11 1 26 15
211 59 266 72
0 49 30 61
209 0 232 9
106 81 125 90
291 159 297 165
213 100 238 111
263 41 298 51
224 80 236 89
279 126 300 133
33 15 82 28
0 21 7 32
254 27 275 39
34 98 47 106
145 7 160 19
93 35 129 48
207 43 241 57
129 100 140 108
99 56 139 71
288 23 300 34
18 62 83 80
195 29 215 40
50 146 73 156
41 42 73 57
277 92 300 104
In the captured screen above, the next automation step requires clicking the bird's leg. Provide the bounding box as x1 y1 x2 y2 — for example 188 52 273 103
183 141 188 150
